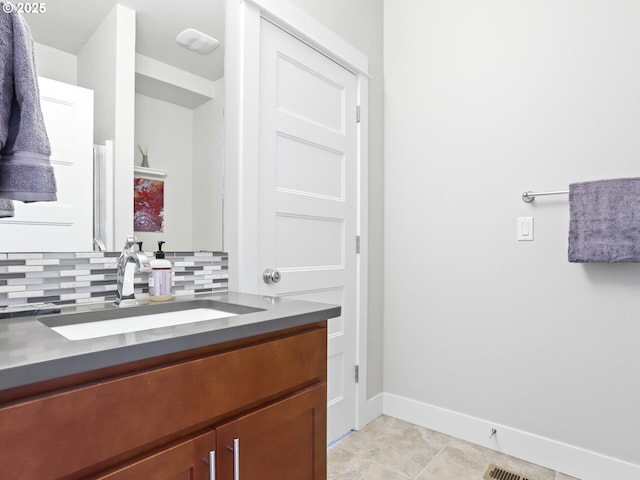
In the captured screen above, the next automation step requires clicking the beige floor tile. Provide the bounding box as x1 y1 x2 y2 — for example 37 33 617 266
337 415 450 478
416 438 556 480
328 416 579 480
327 446 411 480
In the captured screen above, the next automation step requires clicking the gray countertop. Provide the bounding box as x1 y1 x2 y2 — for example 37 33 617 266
0 291 340 391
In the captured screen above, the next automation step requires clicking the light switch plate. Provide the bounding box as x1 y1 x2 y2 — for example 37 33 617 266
517 217 534 241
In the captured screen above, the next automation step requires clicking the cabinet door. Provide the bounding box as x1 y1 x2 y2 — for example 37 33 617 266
93 430 216 480
216 384 326 480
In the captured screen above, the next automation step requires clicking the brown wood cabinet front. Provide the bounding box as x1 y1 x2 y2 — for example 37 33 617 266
216 384 327 480
92 430 216 480
0 323 327 480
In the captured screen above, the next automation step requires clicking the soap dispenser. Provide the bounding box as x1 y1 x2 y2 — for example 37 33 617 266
148 241 172 302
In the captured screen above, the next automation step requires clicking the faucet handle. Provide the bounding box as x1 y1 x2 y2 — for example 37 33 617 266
121 235 139 253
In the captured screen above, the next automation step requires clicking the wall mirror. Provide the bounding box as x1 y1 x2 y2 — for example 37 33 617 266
2 0 226 253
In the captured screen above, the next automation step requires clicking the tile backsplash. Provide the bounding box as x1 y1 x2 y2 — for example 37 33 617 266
0 251 228 307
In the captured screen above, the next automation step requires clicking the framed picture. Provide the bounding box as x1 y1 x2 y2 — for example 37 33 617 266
134 167 167 233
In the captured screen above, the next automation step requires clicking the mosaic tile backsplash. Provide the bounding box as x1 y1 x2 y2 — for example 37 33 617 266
0 251 228 307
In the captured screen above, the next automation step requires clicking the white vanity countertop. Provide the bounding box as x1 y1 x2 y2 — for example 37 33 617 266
0 291 340 391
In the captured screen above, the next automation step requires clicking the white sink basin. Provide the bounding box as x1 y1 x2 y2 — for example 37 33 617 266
38 300 262 341
50 308 237 340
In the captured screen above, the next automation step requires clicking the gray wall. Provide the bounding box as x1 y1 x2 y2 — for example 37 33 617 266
385 0 640 465
290 0 385 399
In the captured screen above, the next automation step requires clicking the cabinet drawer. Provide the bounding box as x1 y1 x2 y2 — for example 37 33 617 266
0 327 326 480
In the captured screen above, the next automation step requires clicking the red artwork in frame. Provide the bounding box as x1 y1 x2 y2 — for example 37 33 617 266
134 177 164 232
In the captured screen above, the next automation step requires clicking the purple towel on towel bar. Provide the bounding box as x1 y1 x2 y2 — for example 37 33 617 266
569 178 640 263
0 3 56 203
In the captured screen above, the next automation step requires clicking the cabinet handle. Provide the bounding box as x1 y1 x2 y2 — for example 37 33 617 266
233 438 240 480
209 451 215 480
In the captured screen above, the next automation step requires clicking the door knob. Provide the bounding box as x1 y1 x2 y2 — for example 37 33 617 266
263 268 281 284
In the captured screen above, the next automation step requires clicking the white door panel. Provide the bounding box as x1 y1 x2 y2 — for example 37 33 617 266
282 287 349 414
274 215 344 267
278 287 345 339
258 19 358 443
275 134 345 200
0 77 93 252
275 52 346 134
274 194 345 219
265 269 344 296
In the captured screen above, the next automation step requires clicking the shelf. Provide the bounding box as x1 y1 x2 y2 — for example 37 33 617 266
135 54 217 109
134 166 167 178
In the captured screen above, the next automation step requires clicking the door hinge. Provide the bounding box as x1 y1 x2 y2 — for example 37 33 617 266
355 365 360 383
355 235 361 254
355 105 361 123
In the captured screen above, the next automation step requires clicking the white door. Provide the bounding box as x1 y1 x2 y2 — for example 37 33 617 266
258 19 358 444
0 77 93 252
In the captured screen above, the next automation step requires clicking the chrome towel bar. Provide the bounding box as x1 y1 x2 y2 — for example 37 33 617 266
522 190 569 203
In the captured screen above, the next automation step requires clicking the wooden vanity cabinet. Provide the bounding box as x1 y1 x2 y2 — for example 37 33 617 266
93 429 217 480
94 385 327 480
216 384 327 480
0 322 327 480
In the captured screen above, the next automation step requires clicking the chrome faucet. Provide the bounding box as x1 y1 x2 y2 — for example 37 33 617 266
115 235 151 307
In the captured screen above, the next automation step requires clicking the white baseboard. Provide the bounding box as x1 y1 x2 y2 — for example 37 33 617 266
383 393 640 480
358 393 383 430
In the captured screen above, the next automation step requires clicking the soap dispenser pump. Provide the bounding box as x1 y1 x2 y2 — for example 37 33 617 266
148 241 172 302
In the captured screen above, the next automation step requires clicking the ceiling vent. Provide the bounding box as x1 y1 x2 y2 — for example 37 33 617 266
176 28 219 54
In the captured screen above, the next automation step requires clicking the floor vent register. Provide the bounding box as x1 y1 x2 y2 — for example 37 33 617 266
483 464 531 480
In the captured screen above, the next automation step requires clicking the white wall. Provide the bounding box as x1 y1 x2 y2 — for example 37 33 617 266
34 43 77 85
289 0 385 400
385 0 640 476
192 78 225 252
134 94 194 251
78 4 136 246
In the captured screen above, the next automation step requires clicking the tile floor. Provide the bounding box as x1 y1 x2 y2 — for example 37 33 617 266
327 415 580 480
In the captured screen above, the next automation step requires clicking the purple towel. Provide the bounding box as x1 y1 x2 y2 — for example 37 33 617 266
569 178 640 263
0 3 56 202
